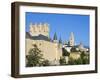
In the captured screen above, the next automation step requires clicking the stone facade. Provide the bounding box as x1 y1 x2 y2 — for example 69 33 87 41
29 23 49 37
26 23 89 65
25 39 62 62
26 23 62 65
69 32 74 46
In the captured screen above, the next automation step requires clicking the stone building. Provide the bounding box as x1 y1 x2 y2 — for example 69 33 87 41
25 22 89 65
69 32 75 46
26 23 62 65
29 23 49 37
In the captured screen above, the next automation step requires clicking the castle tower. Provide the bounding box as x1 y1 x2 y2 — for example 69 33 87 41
69 32 74 46
29 23 49 37
43 23 49 37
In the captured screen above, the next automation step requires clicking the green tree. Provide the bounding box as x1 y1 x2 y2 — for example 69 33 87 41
70 47 77 52
82 58 89 64
59 57 66 65
68 57 76 65
68 51 89 65
26 44 44 67
80 51 89 64
74 58 83 64
68 58 83 65
42 59 50 66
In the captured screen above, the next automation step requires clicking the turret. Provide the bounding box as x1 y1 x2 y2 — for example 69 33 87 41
29 23 49 37
53 32 58 43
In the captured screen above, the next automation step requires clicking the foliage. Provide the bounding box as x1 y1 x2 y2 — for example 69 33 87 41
41 59 50 66
26 44 50 67
82 58 89 64
68 57 82 65
59 57 66 65
80 51 89 64
70 47 78 52
68 51 89 65
68 57 76 65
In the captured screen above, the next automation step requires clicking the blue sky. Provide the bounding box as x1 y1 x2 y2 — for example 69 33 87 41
25 12 90 46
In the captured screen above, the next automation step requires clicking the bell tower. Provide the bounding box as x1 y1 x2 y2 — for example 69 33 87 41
69 32 74 46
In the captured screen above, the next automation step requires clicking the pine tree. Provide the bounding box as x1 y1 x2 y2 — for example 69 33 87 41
26 44 50 67
26 44 43 67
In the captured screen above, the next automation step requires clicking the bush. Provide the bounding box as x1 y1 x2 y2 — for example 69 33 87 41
81 51 89 64
41 60 50 66
70 47 77 52
59 57 66 65
68 58 82 65
68 51 89 65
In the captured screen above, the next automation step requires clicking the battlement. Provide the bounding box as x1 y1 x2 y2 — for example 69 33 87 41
29 23 49 37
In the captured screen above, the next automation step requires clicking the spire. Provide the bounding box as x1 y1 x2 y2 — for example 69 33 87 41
59 36 62 43
64 40 67 45
70 32 74 40
53 32 57 40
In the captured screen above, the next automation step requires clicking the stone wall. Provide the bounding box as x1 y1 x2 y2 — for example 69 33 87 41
29 23 49 37
25 39 62 62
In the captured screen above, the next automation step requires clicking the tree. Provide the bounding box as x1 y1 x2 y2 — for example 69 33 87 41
80 51 89 64
26 44 44 67
53 32 57 40
68 51 89 65
81 51 86 59
70 47 77 52
59 57 66 65
68 57 76 65
68 58 83 65
42 59 50 66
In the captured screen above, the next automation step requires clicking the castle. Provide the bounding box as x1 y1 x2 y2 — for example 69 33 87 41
29 23 49 37
26 23 89 66
26 23 62 65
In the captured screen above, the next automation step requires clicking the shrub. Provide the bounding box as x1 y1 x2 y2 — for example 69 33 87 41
41 59 50 66
70 47 77 52
59 57 66 65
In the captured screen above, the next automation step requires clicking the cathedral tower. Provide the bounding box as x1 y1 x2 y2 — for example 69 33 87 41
69 32 74 46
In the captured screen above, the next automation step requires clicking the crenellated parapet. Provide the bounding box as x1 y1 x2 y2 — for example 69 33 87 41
29 23 49 37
